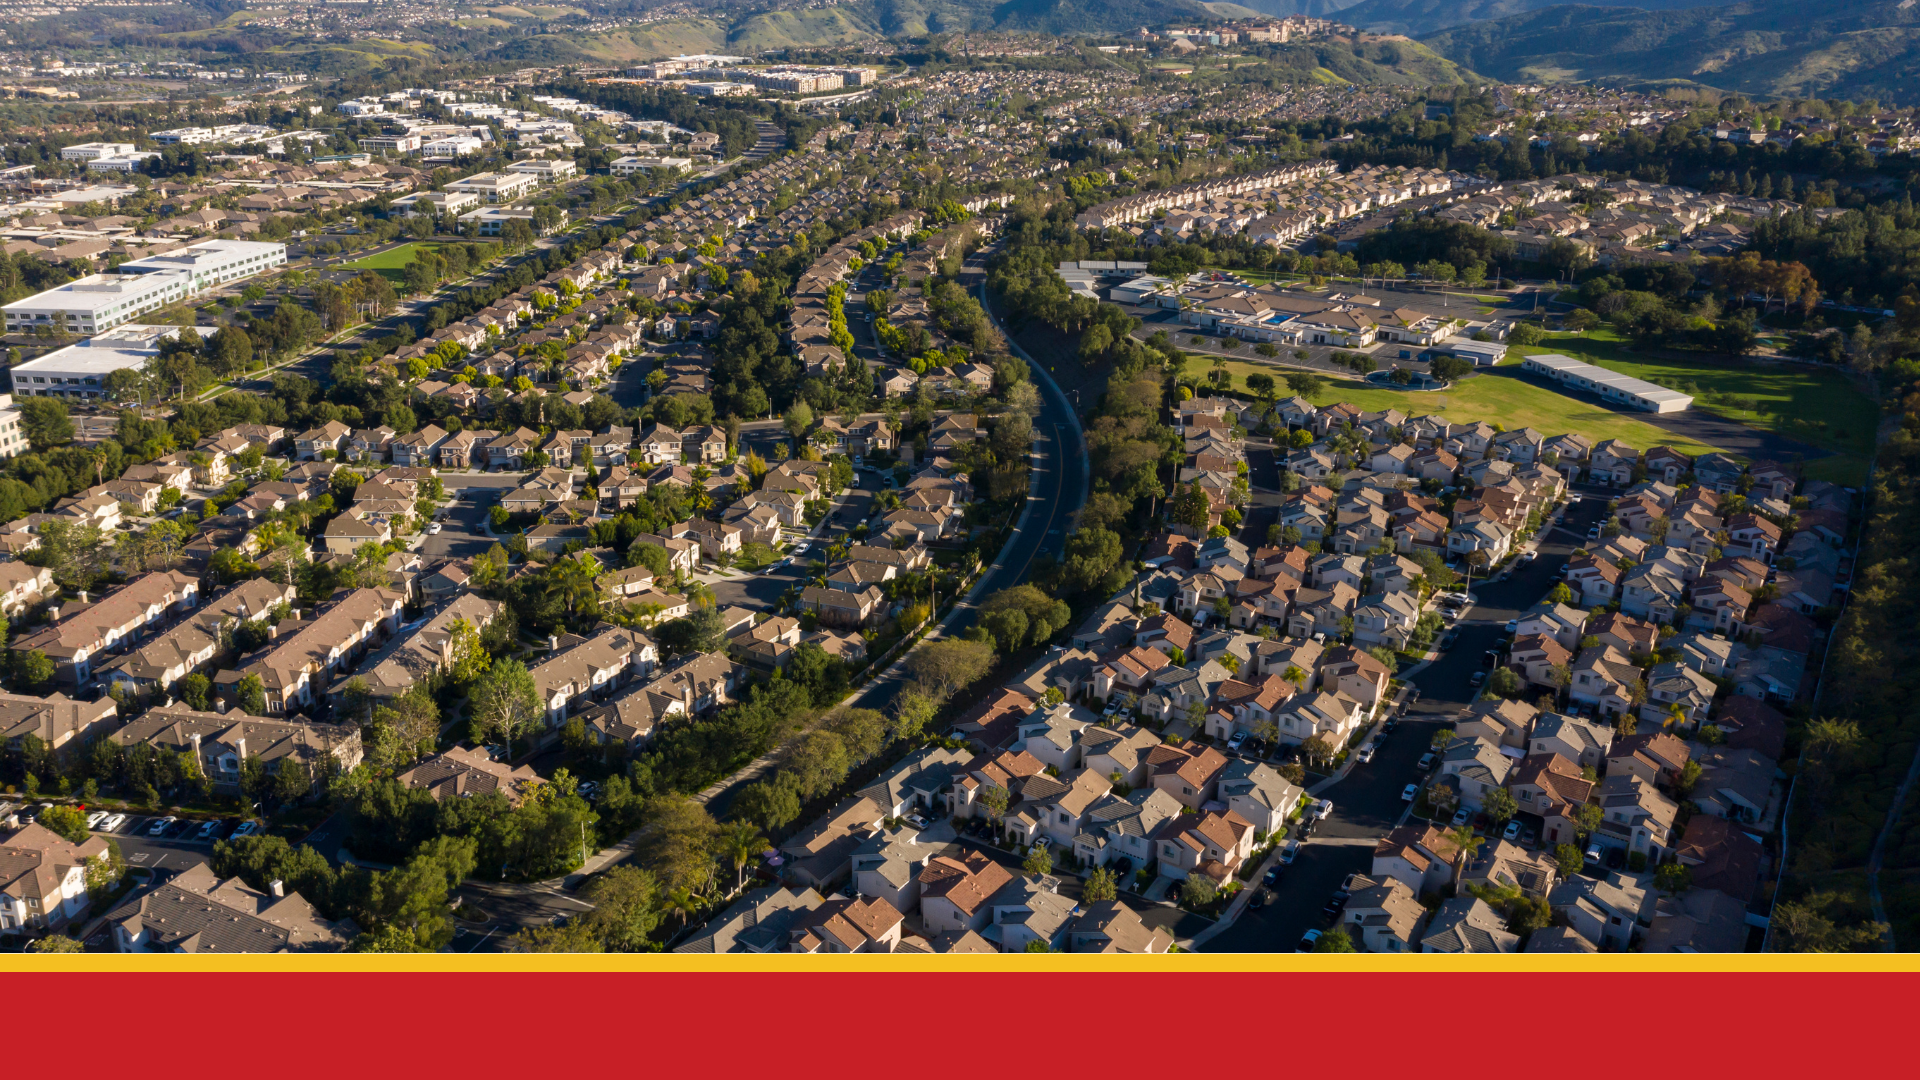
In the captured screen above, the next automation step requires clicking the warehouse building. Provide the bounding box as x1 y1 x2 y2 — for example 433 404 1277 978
1521 353 1694 413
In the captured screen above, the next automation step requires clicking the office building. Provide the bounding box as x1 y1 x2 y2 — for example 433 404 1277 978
6 325 214 402
3 239 284 335
59 142 136 162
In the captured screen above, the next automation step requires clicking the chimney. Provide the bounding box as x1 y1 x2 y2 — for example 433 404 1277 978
549 633 560 651
46 605 60 621
269 879 284 898
77 590 88 604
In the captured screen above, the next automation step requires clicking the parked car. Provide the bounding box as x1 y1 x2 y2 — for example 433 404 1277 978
85 811 108 830
905 813 928 831
1416 752 1436 771
1311 799 1334 821
427 523 443 535
1523 827 1539 846
1503 619 1518 633
1469 671 1486 687
1402 783 1419 802
1279 840 1301 864
149 816 177 836
1584 843 1603 865
1321 900 1345 923
1226 731 1248 752
98 813 126 833
1502 820 1523 841
1296 929 1322 952
1263 867 1283 887
230 821 259 839
197 819 221 839
1450 808 1472 828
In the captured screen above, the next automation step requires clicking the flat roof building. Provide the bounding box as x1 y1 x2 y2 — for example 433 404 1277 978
610 155 692 177
445 170 540 203
6 324 213 402
3 239 282 336
1521 353 1694 413
59 142 136 162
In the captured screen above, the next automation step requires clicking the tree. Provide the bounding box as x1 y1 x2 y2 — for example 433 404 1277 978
1083 867 1118 903
368 835 476 952
721 819 767 894
786 730 850 800
1446 825 1482 884
38 804 90 843
783 401 814 440
577 865 663 951
1573 803 1604 839
1179 874 1216 909
444 617 490 685
1482 787 1519 828
175 672 212 711
1023 843 1053 875
1654 862 1693 895
470 658 541 752
905 638 995 701
732 775 802 832
1313 928 1356 952
1554 843 1584 877
235 674 267 716
19 397 72 450
27 935 84 953
635 794 718 895
1488 666 1522 699
1769 891 1888 953
12 649 54 692
980 783 1010 825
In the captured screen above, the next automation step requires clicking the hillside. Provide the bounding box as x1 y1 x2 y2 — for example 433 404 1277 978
1339 0 1722 37
1421 0 1920 103
487 0 1245 61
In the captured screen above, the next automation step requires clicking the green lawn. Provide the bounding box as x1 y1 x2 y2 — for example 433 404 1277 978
340 242 460 283
1203 353 1730 459
1509 332 1876 484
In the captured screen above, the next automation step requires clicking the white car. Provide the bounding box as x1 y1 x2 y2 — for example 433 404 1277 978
1450 808 1472 828
1401 783 1419 802
197 819 221 839
1503 820 1523 841
98 813 126 833
1311 799 1334 821
149 816 176 836
85 811 109 830
230 821 259 839
428 523 443 534
1354 746 1375 764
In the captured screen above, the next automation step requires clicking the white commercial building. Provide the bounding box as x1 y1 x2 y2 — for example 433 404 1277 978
6 325 211 402
445 171 540 203
59 142 136 162
86 153 160 173
457 206 560 237
150 124 275 146
3 239 284 335
610 155 692 177
394 190 481 217
0 395 26 459
358 134 423 155
421 135 486 158
1521 353 1694 413
505 158 577 182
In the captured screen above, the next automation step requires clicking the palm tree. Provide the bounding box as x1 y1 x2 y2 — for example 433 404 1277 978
723 820 766 895
666 886 700 930
1446 824 1483 887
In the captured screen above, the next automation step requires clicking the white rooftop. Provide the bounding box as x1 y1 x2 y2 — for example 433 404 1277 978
11 324 211 374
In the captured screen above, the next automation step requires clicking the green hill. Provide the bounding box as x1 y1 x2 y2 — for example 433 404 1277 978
1420 0 1920 103
488 0 1259 62
1339 0 1721 37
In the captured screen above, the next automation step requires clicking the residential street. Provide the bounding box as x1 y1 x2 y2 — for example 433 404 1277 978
1204 489 1610 951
